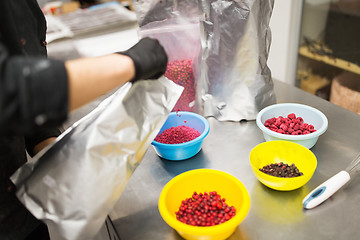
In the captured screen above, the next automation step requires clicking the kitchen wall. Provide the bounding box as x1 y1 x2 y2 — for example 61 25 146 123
267 0 303 85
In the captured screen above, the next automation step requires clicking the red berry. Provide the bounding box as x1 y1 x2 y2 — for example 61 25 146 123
175 191 236 227
165 59 196 112
155 125 200 144
264 113 316 135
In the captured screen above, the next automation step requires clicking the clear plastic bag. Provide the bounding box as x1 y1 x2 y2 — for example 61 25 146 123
134 0 201 112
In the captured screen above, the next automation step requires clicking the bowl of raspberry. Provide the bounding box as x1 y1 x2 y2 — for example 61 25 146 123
152 111 210 160
158 169 250 240
256 103 328 149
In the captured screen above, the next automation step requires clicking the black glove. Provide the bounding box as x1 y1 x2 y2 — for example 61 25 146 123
119 37 168 82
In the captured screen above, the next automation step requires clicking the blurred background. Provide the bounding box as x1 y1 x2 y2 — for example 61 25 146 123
38 0 360 115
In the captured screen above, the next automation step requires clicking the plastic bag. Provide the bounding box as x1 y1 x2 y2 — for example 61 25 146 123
133 0 201 112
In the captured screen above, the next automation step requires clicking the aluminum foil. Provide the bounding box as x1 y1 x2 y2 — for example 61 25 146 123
11 77 183 240
132 0 276 121
198 0 276 121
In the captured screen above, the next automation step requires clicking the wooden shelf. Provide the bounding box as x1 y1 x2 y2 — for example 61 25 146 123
299 45 360 75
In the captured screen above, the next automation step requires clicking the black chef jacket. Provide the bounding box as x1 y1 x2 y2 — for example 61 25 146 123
0 1 69 239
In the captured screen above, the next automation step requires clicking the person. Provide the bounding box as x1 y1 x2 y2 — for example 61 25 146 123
0 1 168 239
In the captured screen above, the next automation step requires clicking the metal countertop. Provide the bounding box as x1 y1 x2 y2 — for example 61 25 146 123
110 80 360 240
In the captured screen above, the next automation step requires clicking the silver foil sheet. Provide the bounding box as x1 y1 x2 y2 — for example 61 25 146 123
11 78 183 240
198 0 276 121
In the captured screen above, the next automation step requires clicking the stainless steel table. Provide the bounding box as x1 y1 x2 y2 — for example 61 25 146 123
110 80 360 240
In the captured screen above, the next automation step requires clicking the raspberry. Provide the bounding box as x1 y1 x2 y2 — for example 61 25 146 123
264 113 316 135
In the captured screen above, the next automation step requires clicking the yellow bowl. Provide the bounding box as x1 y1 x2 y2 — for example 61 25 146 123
249 141 317 191
158 169 250 240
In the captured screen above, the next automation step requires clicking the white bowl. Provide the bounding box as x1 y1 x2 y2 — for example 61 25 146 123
256 103 328 149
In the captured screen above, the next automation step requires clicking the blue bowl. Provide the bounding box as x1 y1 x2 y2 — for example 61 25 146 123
151 111 210 161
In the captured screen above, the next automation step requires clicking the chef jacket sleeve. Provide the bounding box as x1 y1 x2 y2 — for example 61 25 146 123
0 42 69 135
